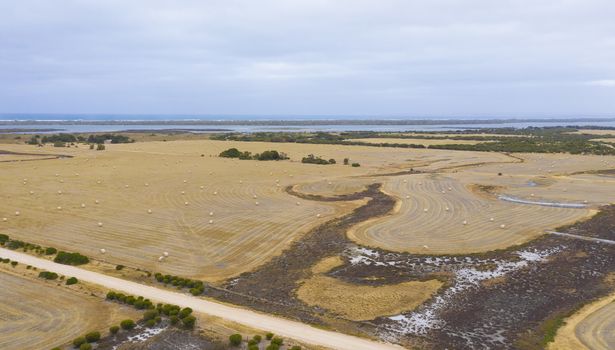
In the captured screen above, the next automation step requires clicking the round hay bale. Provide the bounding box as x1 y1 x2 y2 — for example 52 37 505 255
81 203 86 208
98 222 103 227
100 248 106 254
15 211 20 216
462 220 468 225
209 219 214 224
500 224 506 229
163 251 169 257
147 209 152 214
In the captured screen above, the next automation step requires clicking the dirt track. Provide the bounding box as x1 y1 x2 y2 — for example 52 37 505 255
0 248 403 350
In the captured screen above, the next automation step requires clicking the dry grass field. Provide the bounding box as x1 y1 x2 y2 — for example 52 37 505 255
570 129 615 136
0 270 137 350
296 256 442 321
549 292 615 350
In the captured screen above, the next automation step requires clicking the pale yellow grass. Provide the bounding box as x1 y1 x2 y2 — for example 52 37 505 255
0 271 137 350
570 129 615 136
297 256 442 321
350 137 485 146
348 173 596 254
549 293 615 350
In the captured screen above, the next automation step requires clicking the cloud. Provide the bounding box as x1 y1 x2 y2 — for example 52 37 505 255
586 80 615 87
1 0 615 116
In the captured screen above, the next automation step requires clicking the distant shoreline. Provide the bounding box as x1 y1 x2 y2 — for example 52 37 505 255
1 117 615 126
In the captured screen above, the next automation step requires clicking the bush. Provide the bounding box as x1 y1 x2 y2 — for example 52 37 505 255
252 335 262 343
66 277 78 285
351 162 360 167
248 345 259 350
45 247 57 255
219 148 242 158
72 336 86 347
328 158 336 164
248 339 257 346
301 154 333 165
178 307 193 318
266 332 274 340
120 319 135 330
229 333 242 346
145 319 156 328
0 234 8 244
38 271 59 280
109 325 119 334
96 143 106 151
271 337 284 346
181 315 196 329
79 344 92 350
343 158 349 165
53 141 66 147
85 331 100 343
169 315 179 325
115 264 124 270
290 346 301 350
54 251 89 265
10 261 17 267
143 309 159 320
266 345 279 350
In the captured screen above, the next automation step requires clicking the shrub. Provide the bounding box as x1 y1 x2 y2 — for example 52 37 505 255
120 319 135 330
290 346 301 350
38 271 59 280
169 315 179 325
351 162 360 167
266 332 274 340
328 158 336 164
178 307 193 318
10 261 17 267
0 234 8 244
143 309 159 320
301 154 333 165
248 345 259 350
106 291 116 300
66 277 78 285
45 247 57 255
79 344 92 350
181 315 196 329
53 141 66 147
96 143 105 151
343 158 349 165
51 347 62 350
266 345 279 350
109 325 119 334
219 148 242 158
229 333 242 346
72 336 86 347
271 337 283 346
54 251 89 265
85 331 100 343
252 335 262 343
89 144 95 149
248 339 257 346
145 319 156 328
115 264 124 270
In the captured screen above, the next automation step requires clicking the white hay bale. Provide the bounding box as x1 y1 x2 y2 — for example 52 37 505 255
23 181 27 185
29 191 34 195
405 195 410 199
209 219 214 224
441 190 446 194
462 220 468 225
95 199 100 204
98 222 103 227
184 201 189 206
583 200 588 204
530 193 535 197
158 256 165 262
97 180 101 184
213 191 218 195
183 180 187 183
500 224 506 229
423 208 428 213
100 248 106 254
124 184 129 188
448 187 452 191
181 191 185 195
57 206 62 210
316 213 321 218
490 218 494 222
445 207 450 211
239 180 243 184
163 251 169 257
2 218 7 222
81 203 86 208
147 209 152 214
60 179 64 183
57 190 63 195
200 186 204 189
255 201 259 206
296 202 300 205
253 194 257 199
209 212 214 216
15 211 20 216
327 182 332 185
423 245 429 249
145 183 149 186
403 179 407 183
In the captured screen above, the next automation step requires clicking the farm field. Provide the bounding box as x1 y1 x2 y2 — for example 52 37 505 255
550 292 615 350
0 269 137 350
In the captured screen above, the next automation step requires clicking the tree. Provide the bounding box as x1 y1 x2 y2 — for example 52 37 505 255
85 331 100 343
266 332 274 340
120 319 135 330
229 333 242 346
328 158 336 164
178 307 193 318
290 346 301 350
252 335 262 343
45 247 57 255
266 345 279 350
72 336 86 347
343 158 349 165
66 277 78 285
271 337 284 346
181 315 196 329
96 143 105 151
143 309 159 320
219 148 241 158
109 325 119 334
351 162 360 167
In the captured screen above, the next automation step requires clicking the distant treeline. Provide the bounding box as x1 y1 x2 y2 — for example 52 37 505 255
28 133 134 145
212 127 615 155
219 148 288 161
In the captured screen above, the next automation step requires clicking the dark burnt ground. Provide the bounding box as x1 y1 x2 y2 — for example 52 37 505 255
206 183 395 326
98 327 226 350
555 205 615 240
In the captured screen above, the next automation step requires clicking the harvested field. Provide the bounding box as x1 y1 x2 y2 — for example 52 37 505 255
550 292 615 350
347 174 595 254
0 271 136 350
349 138 486 146
571 129 615 136
297 256 442 321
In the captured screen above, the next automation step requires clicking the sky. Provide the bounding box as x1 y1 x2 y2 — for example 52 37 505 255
1 0 615 117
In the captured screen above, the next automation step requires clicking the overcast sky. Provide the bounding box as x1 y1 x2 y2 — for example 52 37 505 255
1 0 614 117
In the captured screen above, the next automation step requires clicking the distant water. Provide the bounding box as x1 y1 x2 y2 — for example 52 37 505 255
1 114 615 134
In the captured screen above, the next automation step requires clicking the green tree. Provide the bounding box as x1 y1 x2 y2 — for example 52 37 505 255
229 333 242 346
66 277 78 285
85 331 100 343
72 336 86 347
109 325 120 334
120 319 135 330
181 315 196 329
79 343 92 350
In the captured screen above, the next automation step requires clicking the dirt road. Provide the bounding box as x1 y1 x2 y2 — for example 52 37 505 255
0 248 403 350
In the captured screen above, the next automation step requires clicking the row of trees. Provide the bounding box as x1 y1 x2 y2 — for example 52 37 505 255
54 251 89 265
219 148 289 161
153 273 205 295
301 154 335 165
229 332 301 350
